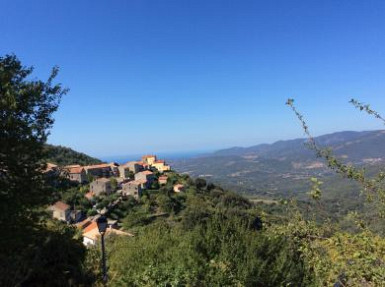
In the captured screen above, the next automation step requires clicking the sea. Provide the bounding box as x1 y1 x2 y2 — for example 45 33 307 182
100 150 211 164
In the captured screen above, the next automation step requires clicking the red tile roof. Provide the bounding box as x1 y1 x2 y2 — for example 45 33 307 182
76 218 92 229
53 201 70 211
83 221 98 233
68 167 84 174
43 163 58 173
65 164 81 168
142 170 153 175
83 226 133 241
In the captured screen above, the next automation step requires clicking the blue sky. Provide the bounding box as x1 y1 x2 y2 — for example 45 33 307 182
2 0 385 157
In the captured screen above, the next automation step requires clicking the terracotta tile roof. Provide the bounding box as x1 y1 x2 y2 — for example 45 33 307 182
83 221 98 233
142 170 153 175
155 160 165 164
65 164 81 168
83 227 100 241
76 218 92 229
46 163 58 169
68 167 84 174
43 163 58 173
53 201 70 211
85 191 94 199
83 226 133 241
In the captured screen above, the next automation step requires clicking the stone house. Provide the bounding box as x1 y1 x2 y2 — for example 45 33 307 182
142 155 156 165
84 164 112 178
118 165 132 179
82 221 132 246
118 161 144 178
137 162 150 170
90 178 113 195
152 160 171 172
109 162 120 177
65 166 87 184
50 201 71 221
122 180 143 199
127 161 143 173
135 170 155 186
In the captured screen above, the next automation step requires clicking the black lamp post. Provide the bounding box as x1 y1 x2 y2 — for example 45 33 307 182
96 215 108 284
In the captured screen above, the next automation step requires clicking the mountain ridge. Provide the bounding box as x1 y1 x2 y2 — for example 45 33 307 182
172 129 385 202
208 129 385 162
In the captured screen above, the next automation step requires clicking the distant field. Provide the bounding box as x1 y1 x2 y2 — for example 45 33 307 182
248 198 280 205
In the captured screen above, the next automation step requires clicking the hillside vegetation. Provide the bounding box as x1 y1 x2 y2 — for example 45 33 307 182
172 130 385 218
82 172 385 286
44 144 103 166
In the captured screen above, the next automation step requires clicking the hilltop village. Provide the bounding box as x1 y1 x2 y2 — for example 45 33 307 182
45 155 183 245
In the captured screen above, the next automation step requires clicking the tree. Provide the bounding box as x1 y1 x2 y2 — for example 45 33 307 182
0 55 93 286
286 98 385 216
195 178 207 189
286 98 385 285
0 54 67 227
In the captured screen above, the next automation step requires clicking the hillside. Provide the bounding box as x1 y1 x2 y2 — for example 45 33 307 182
212 130 385 161
44 144 103 166
172 130 385 208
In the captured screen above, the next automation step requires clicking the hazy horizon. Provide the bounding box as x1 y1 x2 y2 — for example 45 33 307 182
72 127 384 159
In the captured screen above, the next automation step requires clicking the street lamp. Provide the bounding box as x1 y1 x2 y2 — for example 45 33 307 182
97 215 108 284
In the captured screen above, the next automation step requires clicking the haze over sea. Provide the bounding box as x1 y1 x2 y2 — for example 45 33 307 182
101 150 211 164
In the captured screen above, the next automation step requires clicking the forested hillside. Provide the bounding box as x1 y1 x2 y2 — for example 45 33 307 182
172 130 385 212
44 144 102 166
86 172 385 286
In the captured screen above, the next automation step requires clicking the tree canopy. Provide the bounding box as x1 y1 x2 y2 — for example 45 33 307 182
0 55 92 286
0 54 67 226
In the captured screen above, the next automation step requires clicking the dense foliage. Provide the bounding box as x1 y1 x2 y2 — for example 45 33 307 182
0 55 91 286
44 144 102 166
81 172 385 286
90 175 308 286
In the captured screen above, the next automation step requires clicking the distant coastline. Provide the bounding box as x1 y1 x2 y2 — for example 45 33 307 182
101 150 212 164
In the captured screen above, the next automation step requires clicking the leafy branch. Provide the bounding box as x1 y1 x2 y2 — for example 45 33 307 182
349 99 385 125
286 98 385 215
